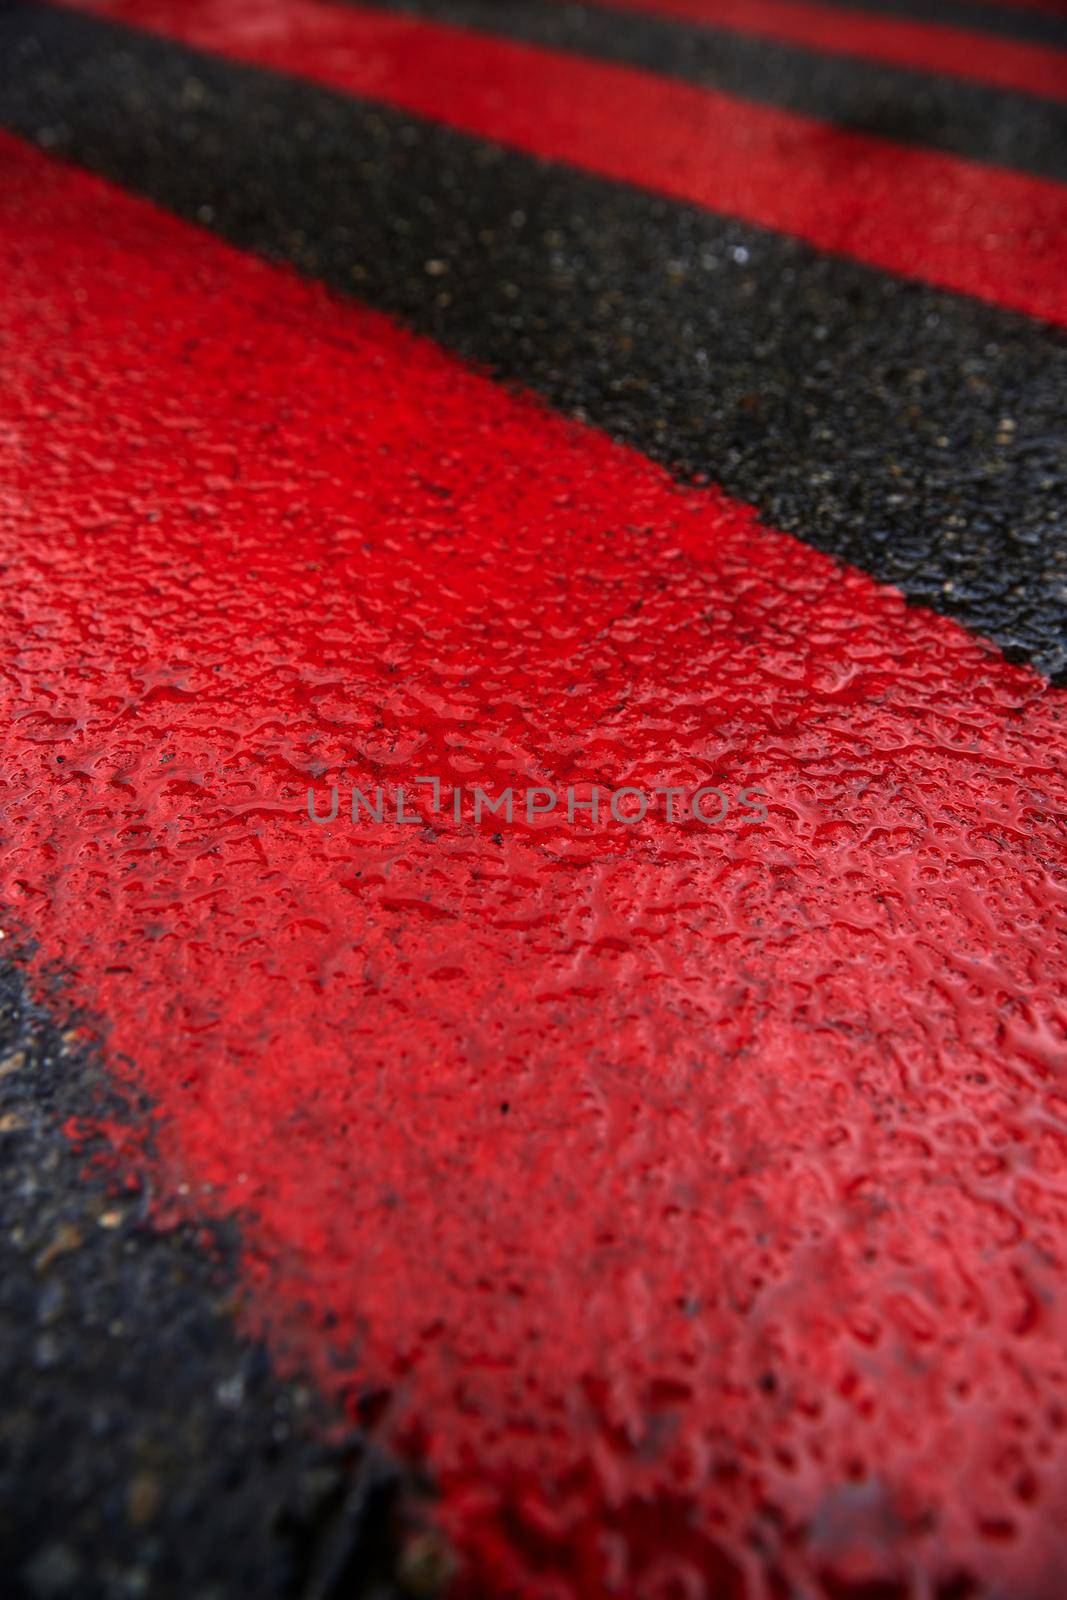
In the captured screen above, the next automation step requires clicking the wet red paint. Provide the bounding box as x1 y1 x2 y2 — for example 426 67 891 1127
64 0 1067 329
576 0 1067 101
3 133 1067 1596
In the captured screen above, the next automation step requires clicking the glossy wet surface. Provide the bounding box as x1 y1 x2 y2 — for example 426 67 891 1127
1 3 1066 1596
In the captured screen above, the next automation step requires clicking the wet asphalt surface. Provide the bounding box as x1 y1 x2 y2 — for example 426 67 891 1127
0 1 1065 1596
2 1 1065 679
0 949 437 1600
1 8 432 1587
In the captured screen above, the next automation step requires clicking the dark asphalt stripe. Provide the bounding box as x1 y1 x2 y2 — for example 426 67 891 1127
40 0 1067 327
565 0 1067 104
787 0 1067 49
0 955 437 1600
353 0 1067 182
2 3 1064 681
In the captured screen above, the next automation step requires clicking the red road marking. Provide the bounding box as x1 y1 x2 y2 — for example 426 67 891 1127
572 0 1067 100
63 0 1067 328
3 134 1066 1592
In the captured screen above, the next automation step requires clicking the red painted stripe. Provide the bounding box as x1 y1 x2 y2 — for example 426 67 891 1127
63 0 1067 328
577 0 1067 100
3 132 1066 1594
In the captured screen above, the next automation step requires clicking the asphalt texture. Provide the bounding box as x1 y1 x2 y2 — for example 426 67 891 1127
1 2 1065 681
795 0 1067 49
0 2 1065 1597
0 949 436 1600
358 0 1067 181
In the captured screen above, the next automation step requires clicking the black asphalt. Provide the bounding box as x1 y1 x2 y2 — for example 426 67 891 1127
0 948 441 1599
1 2 1064 679
0 3 1064 1593
803 0 1067 49
355 0 1067 182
